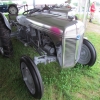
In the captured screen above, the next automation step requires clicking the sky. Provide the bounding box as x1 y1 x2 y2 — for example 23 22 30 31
33 0 65 5
25 0 100 5
1 0 100 5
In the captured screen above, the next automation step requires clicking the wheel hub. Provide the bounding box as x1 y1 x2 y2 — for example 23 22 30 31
21 62 35 94
24 67 33 84
78 44 91 64
0 47 4 55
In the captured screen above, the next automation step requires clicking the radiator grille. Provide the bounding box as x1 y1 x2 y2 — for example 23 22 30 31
63 38 76 68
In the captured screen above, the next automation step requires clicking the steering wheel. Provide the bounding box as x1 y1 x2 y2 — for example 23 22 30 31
23 8 41 15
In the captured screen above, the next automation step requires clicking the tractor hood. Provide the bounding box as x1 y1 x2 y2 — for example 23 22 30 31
17 13 84 45
17 13 78 36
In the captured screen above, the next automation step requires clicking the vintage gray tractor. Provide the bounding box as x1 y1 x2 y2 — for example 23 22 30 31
0 4 96 99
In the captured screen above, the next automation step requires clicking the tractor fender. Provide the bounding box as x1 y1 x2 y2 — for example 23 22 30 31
0 12 11 30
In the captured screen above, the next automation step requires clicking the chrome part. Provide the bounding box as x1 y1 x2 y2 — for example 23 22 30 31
0 47 4 55
62 38 76 68
62 36 65 68
21 62 35 94
51 7 71 13
0 39 4 55
44 45 55 54
64 24 77 38
78 44 91 64
26 13 71 32
75 21 84 62
27 18 63 37
56 45 62 66
75 34 83 63
34 55 56 65
24 43 28 47
16 15 29 27
61 21 84 68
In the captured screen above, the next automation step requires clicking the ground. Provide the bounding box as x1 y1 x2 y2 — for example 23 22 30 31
86 22 100 34
0 16 100 100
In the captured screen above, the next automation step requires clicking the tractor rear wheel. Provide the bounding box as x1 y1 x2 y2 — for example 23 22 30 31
0 17 13 57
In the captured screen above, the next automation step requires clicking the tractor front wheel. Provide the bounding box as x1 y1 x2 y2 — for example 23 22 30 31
20 55 44 99
78 39 96 66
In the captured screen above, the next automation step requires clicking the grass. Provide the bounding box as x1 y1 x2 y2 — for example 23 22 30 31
0 19 100 100
76 13 100 25
92 20 100 25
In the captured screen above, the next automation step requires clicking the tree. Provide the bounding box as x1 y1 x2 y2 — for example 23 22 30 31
22 1 27 5
8 0 12 4
73 3 78 6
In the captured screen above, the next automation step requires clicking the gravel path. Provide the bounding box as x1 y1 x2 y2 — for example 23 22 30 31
86 22 100 34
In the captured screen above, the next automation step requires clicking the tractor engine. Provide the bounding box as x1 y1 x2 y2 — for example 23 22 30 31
17 25 56 56
41 33 56 55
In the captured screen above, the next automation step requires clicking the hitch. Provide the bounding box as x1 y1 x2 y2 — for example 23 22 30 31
34 55 57 65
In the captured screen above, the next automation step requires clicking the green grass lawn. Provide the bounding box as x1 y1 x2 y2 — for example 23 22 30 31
0 22 100 100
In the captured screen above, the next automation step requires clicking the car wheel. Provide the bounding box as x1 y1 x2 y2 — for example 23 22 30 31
78 39 96 66
8 4 18 15
0 17 13 57
20 55 44 99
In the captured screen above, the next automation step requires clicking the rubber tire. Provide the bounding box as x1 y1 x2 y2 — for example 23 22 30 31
20 56 44 99
0 17 13 57
78 39 96 66
8 4 18 15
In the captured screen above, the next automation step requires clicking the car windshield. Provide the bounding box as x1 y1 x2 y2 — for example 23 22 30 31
0 2 3 5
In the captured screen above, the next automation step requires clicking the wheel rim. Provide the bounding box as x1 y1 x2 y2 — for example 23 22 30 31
0 47 4 55
9 6 18 14
78 44 91 65
21 62 35 94
0 40 4 55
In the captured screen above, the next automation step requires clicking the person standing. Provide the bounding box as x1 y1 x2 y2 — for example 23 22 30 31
89 1 96 22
